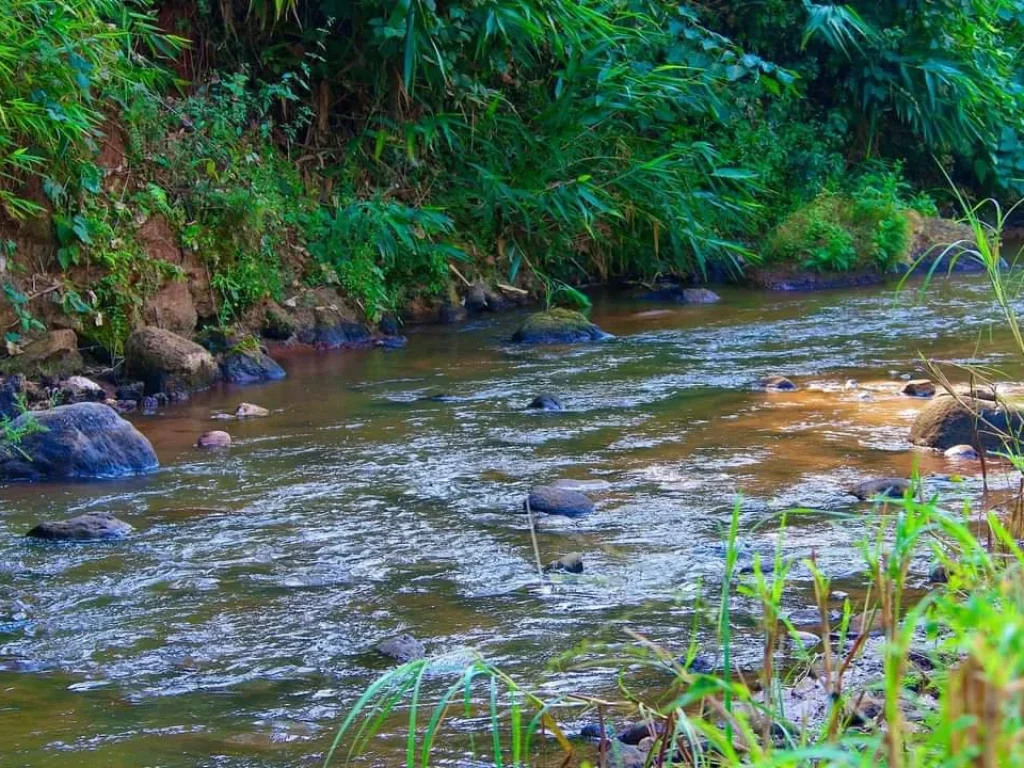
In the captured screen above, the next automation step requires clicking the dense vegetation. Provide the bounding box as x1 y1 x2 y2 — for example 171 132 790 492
1 0 1023 353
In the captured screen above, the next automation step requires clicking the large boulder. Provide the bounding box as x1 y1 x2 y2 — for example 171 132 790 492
0 402 159 481
511 309 610 344
124 326 220 395
910 396 1023 451
220 349 287 384
26 512 132 541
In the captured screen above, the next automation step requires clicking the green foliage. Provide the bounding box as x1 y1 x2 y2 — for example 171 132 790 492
769 166 922 272
305 200 461 321
709 0 1024 196
0 0 180 219
0 392 46 462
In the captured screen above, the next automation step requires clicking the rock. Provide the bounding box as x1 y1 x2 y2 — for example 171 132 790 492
527 394 563 411
831 590 850 601
618 721 663 745
235 402 269 418
525 486 595 517
928 564 948 584
143 279 198 336
944 384 998 402
757 375 797 391
378 315 401 336
851 477 911 501
220 349 287 384
641 285 721 304
62 376 105 402
901 379 936 398
0 403 158 481
10 330 83 378
847 611 884 637
543 552 584 574
578 723 612 742
116 381 145 402
196 430 231 449
791 631 821 650
262 306 297 340
608 744 645 768
26 511 132 541
910 396 1022 452
297 307 373 348
465 281 489 312
376 634 425 663
944 444 980 461
0 376 26 419
511 309 610 344
439 302 467 325
124 326 220 395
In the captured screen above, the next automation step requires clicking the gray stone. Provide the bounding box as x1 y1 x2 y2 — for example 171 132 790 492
528 394 563 411
526 486 595 517
27 512 132 541
377 634 425 663
851 477 911 501
543 552 584 574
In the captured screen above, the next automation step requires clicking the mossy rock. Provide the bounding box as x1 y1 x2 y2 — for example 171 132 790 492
903 213 985 272
0 329 83 379
511 309 610 344
909 396 1024 451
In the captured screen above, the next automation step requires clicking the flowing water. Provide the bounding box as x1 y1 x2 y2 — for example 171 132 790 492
2 277 1023 767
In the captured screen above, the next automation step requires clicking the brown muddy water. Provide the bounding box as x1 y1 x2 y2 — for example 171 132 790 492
2 277 1024 767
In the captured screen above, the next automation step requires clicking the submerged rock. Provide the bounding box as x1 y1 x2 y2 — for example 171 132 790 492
0 403 158 481
901 379 936 398
851 477 911 501
756 375 797 391
196 430 232 449
525 486 595 517
910 396 1022 451
511 309 610 344
543 552 584 574
944 444 980 461
124 326 220 395
235 402 270 418
376 634 425 663
527 394 564 411
26 511 132 541
640 286 721 304
220 349 287 384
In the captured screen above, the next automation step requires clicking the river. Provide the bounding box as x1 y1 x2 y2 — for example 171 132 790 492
1 276 1021 766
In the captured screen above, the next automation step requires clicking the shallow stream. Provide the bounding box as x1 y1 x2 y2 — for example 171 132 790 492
2 277 1022 766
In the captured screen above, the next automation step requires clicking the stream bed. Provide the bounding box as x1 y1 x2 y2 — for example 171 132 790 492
2 277 1022 766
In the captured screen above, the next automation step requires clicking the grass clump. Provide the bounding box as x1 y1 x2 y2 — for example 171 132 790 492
768 167 934 273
